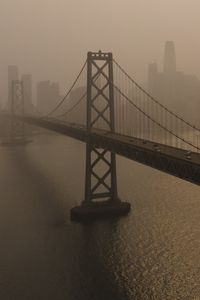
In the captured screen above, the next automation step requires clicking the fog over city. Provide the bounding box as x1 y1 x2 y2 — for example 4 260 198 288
1 0 200 106
1 2 200 300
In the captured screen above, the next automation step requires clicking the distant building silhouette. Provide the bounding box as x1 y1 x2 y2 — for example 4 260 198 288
164 41 176 74
8 65 19 108
37 81 60 114
21 74 34 113
148 41 200 125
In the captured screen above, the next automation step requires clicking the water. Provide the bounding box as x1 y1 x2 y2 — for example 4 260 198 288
0 134 200 300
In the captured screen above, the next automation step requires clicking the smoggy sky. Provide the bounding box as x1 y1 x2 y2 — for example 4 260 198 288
1 0 200 103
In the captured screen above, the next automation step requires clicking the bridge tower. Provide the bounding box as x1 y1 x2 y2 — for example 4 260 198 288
71 51 131 221
3 80 29 145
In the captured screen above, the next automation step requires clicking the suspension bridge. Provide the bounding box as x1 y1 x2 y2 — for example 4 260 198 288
1 51 200 220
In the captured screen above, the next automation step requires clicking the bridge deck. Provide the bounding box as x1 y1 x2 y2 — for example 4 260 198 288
5 115 200 186
101 129 200 165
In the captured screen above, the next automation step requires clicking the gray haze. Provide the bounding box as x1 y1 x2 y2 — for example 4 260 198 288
1 0 200 103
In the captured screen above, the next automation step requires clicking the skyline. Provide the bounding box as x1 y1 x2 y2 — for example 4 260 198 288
4 40 200 108
1 3 200 299
1 1 200 102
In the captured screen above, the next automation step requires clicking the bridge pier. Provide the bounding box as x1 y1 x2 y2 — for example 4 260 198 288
71 51 130 222
71 200 130 221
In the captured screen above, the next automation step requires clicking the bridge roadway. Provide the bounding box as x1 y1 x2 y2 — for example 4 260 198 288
12 115 200 186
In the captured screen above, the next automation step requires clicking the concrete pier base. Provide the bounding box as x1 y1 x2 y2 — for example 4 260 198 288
71 199 131 222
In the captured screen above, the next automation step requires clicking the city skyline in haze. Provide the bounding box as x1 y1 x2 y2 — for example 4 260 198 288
148 41 200 124
1 1 200 106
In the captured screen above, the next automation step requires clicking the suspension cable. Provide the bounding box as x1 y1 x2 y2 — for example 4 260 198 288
55 91 86 118
40 59 87 118
112 83 200 152
54 73 102 119
113 59 200 133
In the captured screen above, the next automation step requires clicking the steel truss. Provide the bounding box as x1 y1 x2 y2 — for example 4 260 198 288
83 51 119 204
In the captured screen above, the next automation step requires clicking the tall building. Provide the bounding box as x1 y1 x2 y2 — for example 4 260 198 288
163 41 176 74
8 65 19 108
37 81 60 114
21 74 33 113
148 41 200 125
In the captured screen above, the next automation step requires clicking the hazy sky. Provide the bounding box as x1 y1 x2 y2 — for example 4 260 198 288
1 0 200 103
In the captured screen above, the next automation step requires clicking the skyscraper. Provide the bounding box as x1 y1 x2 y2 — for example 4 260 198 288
163 41 176 74
21 74 33 112
8 65 19 108
147 41 200 125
